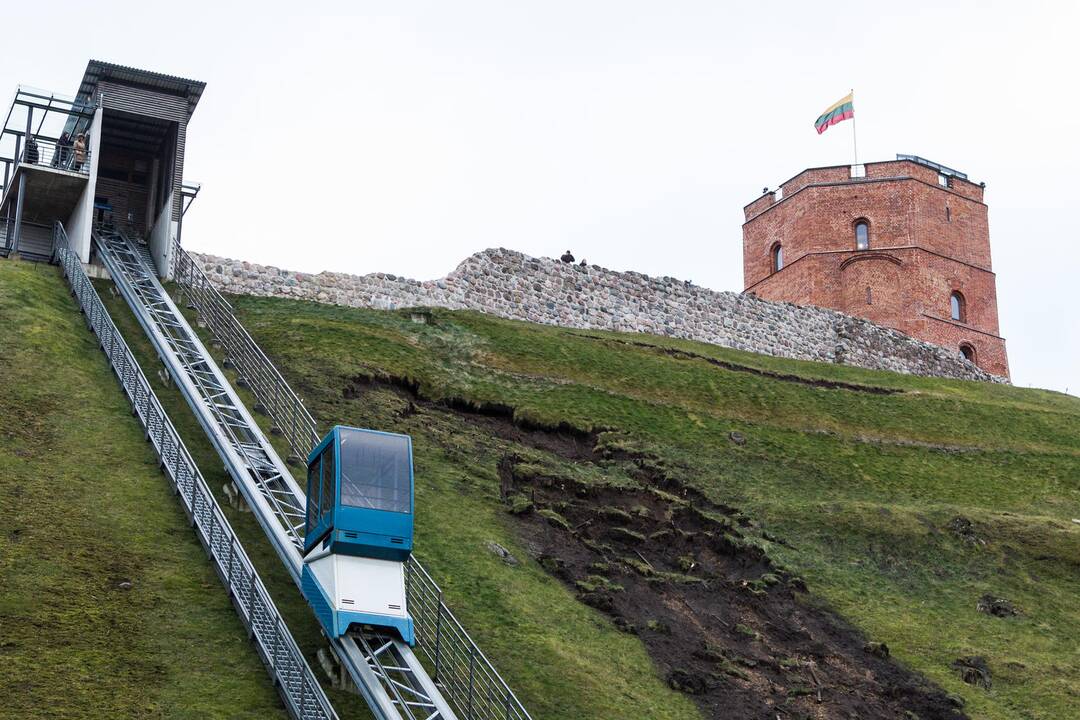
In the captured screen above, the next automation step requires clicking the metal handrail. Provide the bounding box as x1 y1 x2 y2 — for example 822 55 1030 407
171 241 532 720
53 223 339 720
16 136 91 174
405 559 531 720
172 240 321 463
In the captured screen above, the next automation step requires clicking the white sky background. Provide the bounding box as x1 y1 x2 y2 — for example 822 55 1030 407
2 1 1077 394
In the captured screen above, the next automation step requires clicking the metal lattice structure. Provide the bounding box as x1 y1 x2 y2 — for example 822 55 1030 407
94 226 474 720
53 223 338 720
171 241 532 720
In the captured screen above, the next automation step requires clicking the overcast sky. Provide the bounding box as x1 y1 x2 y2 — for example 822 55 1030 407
3 1 1076 394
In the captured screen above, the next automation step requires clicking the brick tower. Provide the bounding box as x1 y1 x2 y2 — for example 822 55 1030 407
742 155 1009 378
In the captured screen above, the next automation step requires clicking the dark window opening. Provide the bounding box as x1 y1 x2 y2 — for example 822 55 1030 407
771 243 783 273
946 205 951 222
950 291 966 322
855 220 870 250
960 343 976 363
866 286 872 305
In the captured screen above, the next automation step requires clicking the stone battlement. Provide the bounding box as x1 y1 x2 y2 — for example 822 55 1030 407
192 248 1004 383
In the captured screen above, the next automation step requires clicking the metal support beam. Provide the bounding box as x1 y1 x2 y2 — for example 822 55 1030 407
11 173 26 255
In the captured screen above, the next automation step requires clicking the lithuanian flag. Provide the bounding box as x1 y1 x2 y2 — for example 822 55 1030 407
815 92 854 135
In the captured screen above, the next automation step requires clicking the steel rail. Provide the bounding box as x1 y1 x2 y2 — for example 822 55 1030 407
53 223 338 720
173 242 533 720
93 227 457 720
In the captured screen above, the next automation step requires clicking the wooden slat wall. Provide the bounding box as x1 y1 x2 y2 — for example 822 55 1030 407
96 82 189 216
0 222 52 259
95 177 149 237
97 82 189 121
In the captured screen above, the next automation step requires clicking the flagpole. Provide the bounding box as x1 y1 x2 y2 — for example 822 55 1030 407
851 88 859 167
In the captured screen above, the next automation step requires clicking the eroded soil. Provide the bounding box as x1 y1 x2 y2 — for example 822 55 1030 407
345 374 966 720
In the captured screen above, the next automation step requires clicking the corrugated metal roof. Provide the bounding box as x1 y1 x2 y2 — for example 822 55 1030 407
77 60 206 117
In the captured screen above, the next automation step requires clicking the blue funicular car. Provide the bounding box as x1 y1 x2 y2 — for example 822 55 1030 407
300 425 416 645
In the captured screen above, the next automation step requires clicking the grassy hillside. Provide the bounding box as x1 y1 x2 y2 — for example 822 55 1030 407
221 295 1080 720
0 260 288 719
4 254 1076 719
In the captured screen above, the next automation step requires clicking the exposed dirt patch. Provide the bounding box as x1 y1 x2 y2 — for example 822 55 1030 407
977 594 1020 618
575 333 904 395
951 657 992 689
947 516 986 546
345 373 965 719
501 454 965 720
344 373 600 460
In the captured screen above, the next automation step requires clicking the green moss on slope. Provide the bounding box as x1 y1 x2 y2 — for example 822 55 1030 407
0 260 287 719
228 297 1080 720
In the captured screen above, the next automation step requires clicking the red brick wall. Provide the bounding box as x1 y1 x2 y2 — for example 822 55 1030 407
742 160 1008 378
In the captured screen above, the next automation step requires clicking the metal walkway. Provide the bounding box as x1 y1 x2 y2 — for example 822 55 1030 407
93 226 469 720
53 225 338 720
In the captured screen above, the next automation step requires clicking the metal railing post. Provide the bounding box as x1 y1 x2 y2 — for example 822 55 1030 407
433 592 444 682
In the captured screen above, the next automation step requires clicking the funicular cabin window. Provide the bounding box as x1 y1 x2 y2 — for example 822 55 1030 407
339 429 411 514
306 442 337 533
306 461 320 531
320 442 335 524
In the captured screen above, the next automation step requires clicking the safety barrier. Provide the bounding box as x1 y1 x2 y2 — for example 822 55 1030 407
53 223 339 720
171 240 532 720
172 241 320 463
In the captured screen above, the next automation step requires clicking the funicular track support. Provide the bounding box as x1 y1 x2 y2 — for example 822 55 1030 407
171 241 533 720
93 226 474 720
53 224 338 720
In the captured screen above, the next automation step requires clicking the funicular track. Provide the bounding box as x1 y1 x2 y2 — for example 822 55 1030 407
95 227 529 720
52 225 338 720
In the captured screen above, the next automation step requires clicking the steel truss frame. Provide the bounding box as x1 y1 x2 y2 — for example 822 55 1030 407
93 226 457 720
54 224 337 720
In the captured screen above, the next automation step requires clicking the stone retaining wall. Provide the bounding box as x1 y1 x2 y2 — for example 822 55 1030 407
191 248 1003 383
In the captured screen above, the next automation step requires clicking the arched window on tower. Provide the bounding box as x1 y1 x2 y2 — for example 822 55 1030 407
855 220 870 250
771 243 783 273
959 343 976 363
950 291 966 322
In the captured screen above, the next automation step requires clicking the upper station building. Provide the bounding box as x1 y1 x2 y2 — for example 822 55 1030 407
0 60 203 277
742 155 1009 378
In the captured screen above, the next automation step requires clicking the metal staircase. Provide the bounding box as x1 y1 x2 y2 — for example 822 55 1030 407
94 226 528 720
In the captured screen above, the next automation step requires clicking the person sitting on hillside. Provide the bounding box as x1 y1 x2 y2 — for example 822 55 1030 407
579 258 587 266
560 250 575 263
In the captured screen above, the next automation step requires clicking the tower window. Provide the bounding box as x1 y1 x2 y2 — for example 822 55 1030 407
950 291 966 322
855 220 870 250
959 343 976 363
771 243 783 272
866 286 872 305
946 205 951 222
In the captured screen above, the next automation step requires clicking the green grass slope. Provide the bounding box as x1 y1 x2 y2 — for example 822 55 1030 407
223 296 1080 720
0 260 288 719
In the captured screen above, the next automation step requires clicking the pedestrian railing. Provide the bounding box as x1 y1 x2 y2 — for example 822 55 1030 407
170 240 532 720
18 136 91 174
53 223 339 720
405 559 531 720
172 240 321 463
